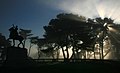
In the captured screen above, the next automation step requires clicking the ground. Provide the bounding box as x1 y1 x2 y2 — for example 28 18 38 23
0 60 120 73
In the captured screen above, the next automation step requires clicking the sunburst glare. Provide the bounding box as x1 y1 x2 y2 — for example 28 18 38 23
49 0 120 23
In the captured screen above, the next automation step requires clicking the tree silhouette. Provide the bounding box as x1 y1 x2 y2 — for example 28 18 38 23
35 38 59 60
92 17 114 59
0 33 11 62
43 13 97 61
0 33 11 48
19 29 33 48
107 24 120 59
39 13 120 61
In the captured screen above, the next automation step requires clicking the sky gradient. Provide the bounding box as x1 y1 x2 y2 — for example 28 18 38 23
0 0 62 38
1 0 120 38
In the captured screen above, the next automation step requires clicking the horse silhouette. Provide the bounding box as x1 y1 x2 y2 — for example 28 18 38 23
8 25 24 47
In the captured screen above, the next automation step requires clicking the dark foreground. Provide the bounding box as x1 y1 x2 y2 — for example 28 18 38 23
0 59 120 73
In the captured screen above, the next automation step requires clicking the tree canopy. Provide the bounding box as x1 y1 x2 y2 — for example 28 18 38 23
41 13 100 60
39 13 120 60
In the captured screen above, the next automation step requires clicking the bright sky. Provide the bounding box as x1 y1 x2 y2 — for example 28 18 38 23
1 0 120 58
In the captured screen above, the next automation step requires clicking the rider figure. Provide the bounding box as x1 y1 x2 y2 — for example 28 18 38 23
14 26 19 37
9 24 20 46
9 24 24 47
9 24 19 38
9 24 14 38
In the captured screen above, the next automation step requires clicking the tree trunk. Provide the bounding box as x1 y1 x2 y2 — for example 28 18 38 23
61 47 66 61
28 43 33 56
73 46 76 59
69 47 75 62
66 46 69 59
37 47 41 59
76 49 79 59
56 49 60 61
94 50 96 59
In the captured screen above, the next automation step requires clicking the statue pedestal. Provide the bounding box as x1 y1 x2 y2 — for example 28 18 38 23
6 47 27 61
3 46 37 67
5 47 28 66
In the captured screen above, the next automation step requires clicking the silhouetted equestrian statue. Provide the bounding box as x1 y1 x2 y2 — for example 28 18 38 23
8 24 24 48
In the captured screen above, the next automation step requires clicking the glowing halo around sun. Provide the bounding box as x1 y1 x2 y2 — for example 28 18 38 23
42 0 120 23
50 0 120 23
